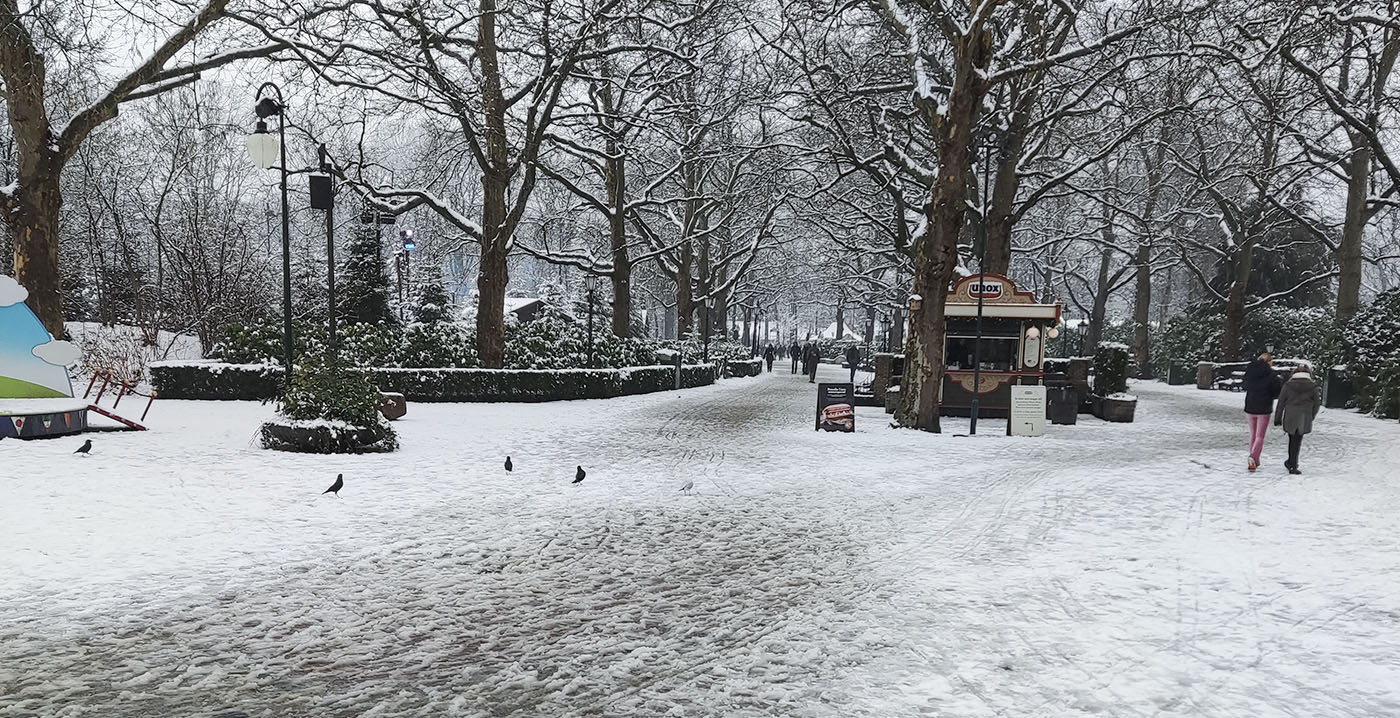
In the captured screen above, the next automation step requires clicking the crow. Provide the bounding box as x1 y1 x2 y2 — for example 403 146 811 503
74 439 92 456
573 465 586 484
323 473 344 497
679 479 694 494
504 456 513 472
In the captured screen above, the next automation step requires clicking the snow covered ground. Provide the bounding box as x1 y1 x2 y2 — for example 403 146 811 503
3 367 1399 717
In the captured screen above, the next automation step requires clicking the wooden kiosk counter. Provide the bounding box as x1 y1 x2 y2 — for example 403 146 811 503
940 274 1061 417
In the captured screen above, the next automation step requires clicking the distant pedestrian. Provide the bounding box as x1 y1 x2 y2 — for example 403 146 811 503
1274 366 1322 475
805 343 821 383
763 344 776 372
1242 350 1282 472
844 345 861 383
790 341 801 374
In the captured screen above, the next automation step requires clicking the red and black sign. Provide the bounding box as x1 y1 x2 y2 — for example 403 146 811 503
816 383 856 433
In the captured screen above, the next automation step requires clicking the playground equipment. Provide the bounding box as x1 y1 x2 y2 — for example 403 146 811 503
82 372 154 431
0 275 151 438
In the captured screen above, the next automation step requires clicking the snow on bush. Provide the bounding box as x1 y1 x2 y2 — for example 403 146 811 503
1343 289 1400 418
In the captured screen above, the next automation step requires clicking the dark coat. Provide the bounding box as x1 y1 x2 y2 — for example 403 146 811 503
763 346 776 361
1274 374 1321 435
1242 359 1282 415
844 346 860 366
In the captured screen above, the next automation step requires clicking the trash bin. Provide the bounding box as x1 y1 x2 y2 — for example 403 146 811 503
1167 360 1189 385
1196 362 1216 390
1324 365 1353 409
1047 386 1078 425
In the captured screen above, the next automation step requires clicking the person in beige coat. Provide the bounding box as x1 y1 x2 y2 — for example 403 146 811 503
1274 366 1322 475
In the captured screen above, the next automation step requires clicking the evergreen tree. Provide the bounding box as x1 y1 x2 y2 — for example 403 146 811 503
338 224 396 326
412 262 453 325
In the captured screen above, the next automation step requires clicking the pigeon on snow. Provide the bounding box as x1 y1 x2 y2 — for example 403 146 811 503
74 439 92 455
679 479 694 494
323 473 344 496
573 466 586 484
504 456 513 472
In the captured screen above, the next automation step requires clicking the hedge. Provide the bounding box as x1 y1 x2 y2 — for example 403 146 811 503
724 358 764 378
150 361 719 402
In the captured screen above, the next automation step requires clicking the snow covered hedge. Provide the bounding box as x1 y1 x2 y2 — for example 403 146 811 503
149 362 719 402
149 361 284 400
725 358 764 377
1343 289 1400 418
1093 342 1130 396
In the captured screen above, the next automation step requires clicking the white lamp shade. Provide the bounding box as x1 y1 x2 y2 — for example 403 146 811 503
245 131 279 170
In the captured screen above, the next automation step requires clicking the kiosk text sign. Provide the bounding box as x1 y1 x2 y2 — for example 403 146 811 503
1010 385 1047 436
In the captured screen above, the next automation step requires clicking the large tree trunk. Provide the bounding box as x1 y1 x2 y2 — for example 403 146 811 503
675 257 694 339
607 164 632 337
7 178 65 338
475 0 510 368
1132 242 1152 378
1086 244 1113 350
1336 140 1369 324
1220 243 1254 362
897 27 992 431
983 128 1026 276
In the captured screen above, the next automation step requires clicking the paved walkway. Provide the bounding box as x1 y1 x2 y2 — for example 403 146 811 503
2 368 1398 717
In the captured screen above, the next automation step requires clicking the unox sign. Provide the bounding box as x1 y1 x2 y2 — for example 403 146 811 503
968 278 1004 299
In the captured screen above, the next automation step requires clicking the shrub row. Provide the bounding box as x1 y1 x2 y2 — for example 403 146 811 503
150 361 718 402
724 358 764 378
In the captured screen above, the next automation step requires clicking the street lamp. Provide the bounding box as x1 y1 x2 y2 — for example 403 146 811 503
969 126 1015 436
881 314 892 353
585 274 599 368
245 83 294 389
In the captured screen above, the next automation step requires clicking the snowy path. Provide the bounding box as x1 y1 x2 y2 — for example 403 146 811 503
3 369 1400 717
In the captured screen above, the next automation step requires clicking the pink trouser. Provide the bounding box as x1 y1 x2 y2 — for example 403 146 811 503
1247 413 1270 462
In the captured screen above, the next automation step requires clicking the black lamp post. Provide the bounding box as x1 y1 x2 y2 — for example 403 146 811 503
969 127 1013 436
881 314 892 353
245 83 294 389
585 274 599 368
310 145 337 362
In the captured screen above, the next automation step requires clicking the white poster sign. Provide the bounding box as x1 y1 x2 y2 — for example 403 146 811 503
1010 385 1047 437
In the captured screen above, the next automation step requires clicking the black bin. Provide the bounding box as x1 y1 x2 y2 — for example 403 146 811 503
1324 366 1353 409
1047 387 1079 425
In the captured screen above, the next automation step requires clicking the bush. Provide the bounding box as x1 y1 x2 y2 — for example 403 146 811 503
395 321 476 368
1155 303 1342 374
1093 342 1130 396
1344 289 1400 418
266 357 398 453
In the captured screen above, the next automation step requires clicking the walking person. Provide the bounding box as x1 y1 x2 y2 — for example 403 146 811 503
790 341 801 374
844 345 861 383
1242 350 1283 472
763 343 776 372
805 343 821 384
1274 366 1322 475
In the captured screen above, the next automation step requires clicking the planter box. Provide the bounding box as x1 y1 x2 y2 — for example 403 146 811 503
260 420 397 454
1093 395 1137 423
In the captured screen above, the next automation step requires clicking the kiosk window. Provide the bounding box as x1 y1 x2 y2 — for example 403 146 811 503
946 336 1018 371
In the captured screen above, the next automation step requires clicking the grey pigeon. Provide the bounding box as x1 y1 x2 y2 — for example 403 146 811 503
679 479 693 494
74 439 92 455
323 473 343 496
573 466 586 484
504 456 513 472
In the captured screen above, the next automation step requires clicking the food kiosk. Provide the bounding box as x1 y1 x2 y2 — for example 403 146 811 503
940 274 1061 417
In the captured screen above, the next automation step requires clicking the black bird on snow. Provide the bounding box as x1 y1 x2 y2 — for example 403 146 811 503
573 465 586 484
504 456 513 472
323 473 344 497
74 439 92 456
